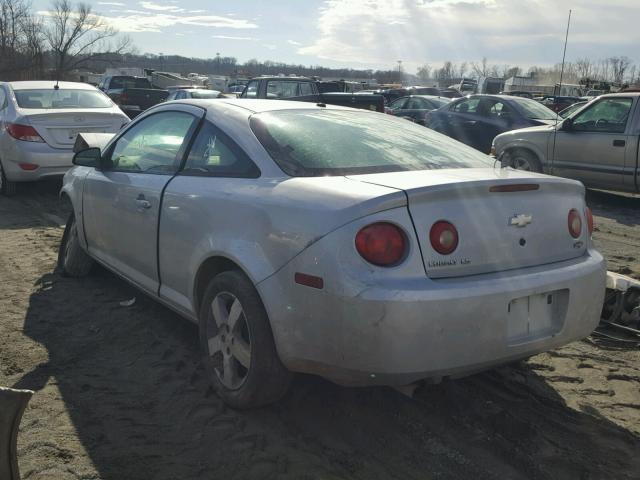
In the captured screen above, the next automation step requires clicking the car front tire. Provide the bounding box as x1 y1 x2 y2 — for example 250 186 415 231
199 270 292 409
58 212 94 277
504 149 542 173
0 160 17 196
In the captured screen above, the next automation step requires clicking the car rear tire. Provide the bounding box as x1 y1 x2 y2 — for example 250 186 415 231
58 212 94 277
199 270 292 409
0 161 17 197
505 149 542 173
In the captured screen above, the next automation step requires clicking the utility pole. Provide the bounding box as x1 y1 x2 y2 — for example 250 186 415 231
397 60 402 85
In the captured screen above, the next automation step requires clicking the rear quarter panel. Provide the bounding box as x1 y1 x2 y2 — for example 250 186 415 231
157 176 405 316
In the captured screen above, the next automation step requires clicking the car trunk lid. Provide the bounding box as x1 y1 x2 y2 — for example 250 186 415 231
21 110 126 149
347 168 588 278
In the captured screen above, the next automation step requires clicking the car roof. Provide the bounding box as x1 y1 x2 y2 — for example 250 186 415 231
395 95 449 101
6 81 98 90
600 92 640 98
175 98 363 114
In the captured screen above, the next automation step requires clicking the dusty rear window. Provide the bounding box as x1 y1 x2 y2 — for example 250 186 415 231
250 109 493 176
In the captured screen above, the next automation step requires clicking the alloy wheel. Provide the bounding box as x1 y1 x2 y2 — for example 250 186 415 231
206 292 252 390
512 156 533 171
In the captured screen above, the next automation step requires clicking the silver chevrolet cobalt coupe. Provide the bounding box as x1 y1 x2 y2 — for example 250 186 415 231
60 99 606 408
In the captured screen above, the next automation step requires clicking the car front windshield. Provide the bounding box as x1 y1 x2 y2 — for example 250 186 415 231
250 109 493 176
14 89 112 109
511 97 557 120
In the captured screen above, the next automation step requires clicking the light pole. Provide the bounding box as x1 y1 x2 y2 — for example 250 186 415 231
397 60 402 85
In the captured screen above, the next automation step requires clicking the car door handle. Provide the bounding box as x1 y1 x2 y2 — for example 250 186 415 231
136 195 152 209
613 139 625 147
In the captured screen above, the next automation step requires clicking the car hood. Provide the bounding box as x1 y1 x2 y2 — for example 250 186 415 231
496 123 556 141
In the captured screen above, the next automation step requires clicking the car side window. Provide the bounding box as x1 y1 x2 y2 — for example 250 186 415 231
166 91 177 101
451 98 480 113
241 80 258 98
105 111 196 174
405 98 425 110
0 87 6 109
298 82 313 96
182 121 260 178
389 97 407 110
266 81 298 99
571 98 633 134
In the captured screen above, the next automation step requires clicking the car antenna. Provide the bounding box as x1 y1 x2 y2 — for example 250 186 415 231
551 9 572 176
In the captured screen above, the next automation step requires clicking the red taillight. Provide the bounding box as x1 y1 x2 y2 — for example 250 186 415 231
355 222 406 267
585 207 594 235
429 221 459 255
19 163 39 171
6 123 44 142
568 209 582 238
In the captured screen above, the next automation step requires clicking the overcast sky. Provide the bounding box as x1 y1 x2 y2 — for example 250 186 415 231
32 0 640 72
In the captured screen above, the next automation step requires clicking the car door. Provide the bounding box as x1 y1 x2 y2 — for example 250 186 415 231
443 97 482 148
158 120 261 314
82 106 203 294
473 99 514 153
551 97 634 189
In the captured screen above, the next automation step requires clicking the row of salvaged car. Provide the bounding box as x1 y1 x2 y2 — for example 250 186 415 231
0 78 628 409
387 91 640 194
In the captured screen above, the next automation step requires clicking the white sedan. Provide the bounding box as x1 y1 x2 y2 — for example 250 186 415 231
0 81 130 195
60 99 606 408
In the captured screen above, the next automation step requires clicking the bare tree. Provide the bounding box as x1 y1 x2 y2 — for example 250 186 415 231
574 57 594 81
457 61 467 79
609 56 631 84
416 63 431 83
471 57 489 77
0 0 29 74
21 13 44 77
45 0 131 79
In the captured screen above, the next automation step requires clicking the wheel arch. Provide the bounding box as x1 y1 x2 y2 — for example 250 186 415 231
193 255 256 314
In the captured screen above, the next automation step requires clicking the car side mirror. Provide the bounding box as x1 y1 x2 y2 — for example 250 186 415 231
72 147 102 168
561 117 573 131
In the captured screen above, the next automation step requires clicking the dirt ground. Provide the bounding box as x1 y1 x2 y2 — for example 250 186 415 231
1 180 639 480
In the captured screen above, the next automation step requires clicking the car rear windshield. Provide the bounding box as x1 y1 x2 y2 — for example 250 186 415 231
190 90 221 99
14 89 112 109
511 97 557 120
250 109 493 176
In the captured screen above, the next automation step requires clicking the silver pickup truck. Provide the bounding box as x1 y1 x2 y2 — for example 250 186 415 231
493 93 640 193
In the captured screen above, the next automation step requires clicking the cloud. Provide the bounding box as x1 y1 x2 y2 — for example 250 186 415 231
263 44 277 50
140 1 184 13
287 40 302 46
98 1 125 6
212 35 255 41
37 7 259 34
299 0 640 70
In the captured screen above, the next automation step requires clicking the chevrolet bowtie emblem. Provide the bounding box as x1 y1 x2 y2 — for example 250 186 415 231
509 214 532 227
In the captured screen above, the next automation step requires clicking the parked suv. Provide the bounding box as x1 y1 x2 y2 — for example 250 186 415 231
494 93 640 193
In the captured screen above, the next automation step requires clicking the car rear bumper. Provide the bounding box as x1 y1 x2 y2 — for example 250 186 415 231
258 249 606 386
1 138 72 182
